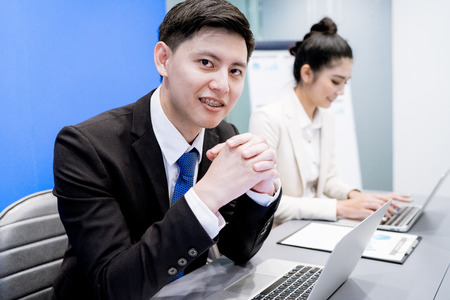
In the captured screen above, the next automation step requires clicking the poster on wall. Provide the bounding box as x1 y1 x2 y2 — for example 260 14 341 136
247 43 362 188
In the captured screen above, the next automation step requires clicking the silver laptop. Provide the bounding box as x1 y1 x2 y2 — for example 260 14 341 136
206 200 391 300
378 168 449 232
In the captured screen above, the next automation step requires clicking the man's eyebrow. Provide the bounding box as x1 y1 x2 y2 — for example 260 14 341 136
196 50 247 68
233 61 248 68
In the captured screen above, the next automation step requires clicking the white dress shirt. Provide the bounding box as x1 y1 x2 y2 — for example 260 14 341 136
151 87 279 239
294 99 322 198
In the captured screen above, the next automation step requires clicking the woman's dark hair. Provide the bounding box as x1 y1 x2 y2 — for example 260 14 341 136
159 0 255 61
289 17 353 84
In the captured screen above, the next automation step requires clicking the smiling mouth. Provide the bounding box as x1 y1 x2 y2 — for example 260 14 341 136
200 98 223 107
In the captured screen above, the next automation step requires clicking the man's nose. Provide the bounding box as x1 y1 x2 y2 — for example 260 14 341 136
209 70 230 94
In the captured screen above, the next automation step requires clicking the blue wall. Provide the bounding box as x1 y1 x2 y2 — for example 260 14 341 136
0 1 165 210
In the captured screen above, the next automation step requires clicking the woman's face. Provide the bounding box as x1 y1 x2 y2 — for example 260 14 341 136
304 57 353 109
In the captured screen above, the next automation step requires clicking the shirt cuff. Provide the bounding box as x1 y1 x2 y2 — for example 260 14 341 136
184 188 226 239
246 178 281 207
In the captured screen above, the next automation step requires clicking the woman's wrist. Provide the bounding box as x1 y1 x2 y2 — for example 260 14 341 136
347 189 361 199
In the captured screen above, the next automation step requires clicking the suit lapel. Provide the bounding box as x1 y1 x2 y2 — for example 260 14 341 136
317 108 331 195
130 91 170 213
283 93 308 193
198 129 219 181
129 91 221 213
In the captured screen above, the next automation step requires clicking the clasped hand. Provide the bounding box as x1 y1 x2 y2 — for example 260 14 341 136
193 133 279 213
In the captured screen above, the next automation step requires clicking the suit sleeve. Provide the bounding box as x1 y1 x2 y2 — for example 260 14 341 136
53 126 215 300
218 195 279 264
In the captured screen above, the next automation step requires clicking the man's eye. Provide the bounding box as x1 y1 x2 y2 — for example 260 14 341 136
230 69 242 76
201 59 211 67
332 80 340 85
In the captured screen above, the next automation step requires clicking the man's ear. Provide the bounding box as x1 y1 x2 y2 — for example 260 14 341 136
300 64 314 84
154 41 171 77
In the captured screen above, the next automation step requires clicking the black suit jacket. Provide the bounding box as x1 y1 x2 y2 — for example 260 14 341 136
52 90 280 300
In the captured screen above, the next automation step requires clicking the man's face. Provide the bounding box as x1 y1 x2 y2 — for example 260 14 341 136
159 26 248 142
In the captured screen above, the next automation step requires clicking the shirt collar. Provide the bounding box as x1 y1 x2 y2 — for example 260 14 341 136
150 86 204 166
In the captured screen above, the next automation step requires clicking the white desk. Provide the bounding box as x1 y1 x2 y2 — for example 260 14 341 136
152 194 450 299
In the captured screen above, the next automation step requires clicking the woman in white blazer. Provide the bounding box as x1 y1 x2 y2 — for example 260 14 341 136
250 17 409 225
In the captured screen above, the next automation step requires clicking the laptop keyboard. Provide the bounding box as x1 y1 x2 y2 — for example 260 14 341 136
381 206 419 226
251 264 322 300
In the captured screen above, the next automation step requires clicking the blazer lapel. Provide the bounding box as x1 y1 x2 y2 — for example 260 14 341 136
317 108 331 195
130 91 170 213
129 91 222 212
283 92 308 194
197 128 219 181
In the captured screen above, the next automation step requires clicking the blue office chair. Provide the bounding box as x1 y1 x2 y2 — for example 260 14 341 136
0 190 67 300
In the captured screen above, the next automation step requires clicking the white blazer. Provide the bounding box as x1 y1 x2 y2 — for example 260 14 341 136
249 89 355 224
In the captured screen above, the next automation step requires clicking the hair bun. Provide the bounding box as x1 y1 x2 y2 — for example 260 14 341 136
289 41 302 56
310 17 337 35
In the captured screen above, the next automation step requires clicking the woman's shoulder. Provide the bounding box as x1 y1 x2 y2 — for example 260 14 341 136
252 91 295 117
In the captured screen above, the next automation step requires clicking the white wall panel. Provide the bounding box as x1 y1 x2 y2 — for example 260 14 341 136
392 0 450 197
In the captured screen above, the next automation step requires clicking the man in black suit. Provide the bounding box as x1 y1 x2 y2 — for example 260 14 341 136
52 0 281 299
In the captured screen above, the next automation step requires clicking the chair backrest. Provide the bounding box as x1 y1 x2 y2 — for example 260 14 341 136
0 190 67 300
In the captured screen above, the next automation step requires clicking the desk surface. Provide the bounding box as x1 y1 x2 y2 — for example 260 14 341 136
153 194 450 299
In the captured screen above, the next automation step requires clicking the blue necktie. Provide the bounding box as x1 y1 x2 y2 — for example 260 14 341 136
171 149 197 280
172 150 198 205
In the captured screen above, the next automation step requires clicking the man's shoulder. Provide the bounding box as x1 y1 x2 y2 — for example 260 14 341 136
56 91 154 145
74 92 152 130
75 102 135 129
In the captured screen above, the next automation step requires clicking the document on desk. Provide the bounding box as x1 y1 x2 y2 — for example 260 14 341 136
278 222 421 264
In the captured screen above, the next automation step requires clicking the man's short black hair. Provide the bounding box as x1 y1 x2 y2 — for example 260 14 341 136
159 0 255 61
